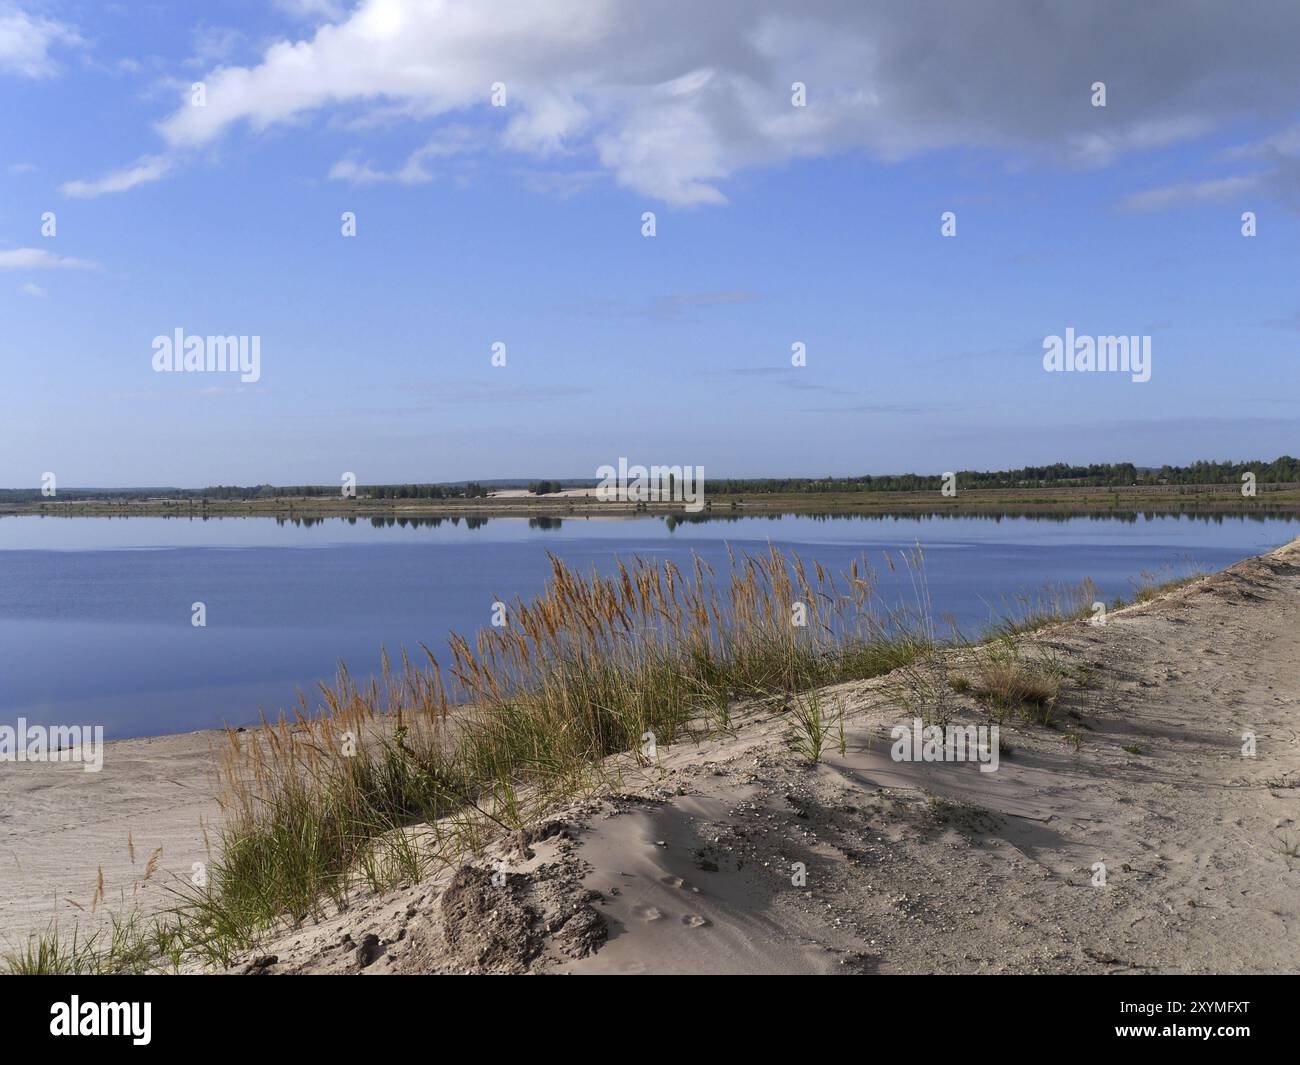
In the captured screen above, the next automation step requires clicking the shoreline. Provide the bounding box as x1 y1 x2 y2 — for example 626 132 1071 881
4 483 1300 520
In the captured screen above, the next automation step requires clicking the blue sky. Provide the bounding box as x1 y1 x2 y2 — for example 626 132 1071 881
2 0 1298 486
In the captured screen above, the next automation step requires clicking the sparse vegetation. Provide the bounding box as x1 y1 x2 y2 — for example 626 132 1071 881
1 913 166 976
784 689 846 762
1129 564 1207 604
955 638 1068 726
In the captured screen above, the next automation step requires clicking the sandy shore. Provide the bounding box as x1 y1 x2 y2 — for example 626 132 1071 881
5 539 1299 972
0 730 222 948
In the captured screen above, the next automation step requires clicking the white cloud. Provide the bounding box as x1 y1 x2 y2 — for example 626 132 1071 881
329 124 482 184
1067 116 1215 168
1126 122 1300 212
328 157 394 185
186 24 247 68
0 247 96 269
1122 175 1261 212
65 0 1300 205
0 2 80 78
60 155 173 199
518 168 603 199
274 0 348 21
1223 123 1300 162
19 281 46 297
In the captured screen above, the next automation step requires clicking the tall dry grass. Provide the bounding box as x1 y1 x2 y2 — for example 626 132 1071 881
175 545 927 960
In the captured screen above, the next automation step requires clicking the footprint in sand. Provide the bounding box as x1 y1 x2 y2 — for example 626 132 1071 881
681 914 710 928
662 875 700 893
634 905 664 922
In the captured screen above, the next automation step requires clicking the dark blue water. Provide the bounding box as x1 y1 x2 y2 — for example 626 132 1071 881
0 512 1293 739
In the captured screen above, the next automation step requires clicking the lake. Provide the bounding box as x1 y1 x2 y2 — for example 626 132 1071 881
1 511 1294 739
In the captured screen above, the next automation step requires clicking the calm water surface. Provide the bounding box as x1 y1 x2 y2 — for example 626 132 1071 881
0 512 1294 739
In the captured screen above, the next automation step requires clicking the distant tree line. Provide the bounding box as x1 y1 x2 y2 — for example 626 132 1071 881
363 483 489 499
0 482 494 502
1144 457 1300 485
707 456 1300 494
3 457 1297 503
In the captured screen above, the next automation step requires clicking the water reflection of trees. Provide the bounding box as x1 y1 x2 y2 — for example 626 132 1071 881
267 514 558 530
662 509 1299 530
15 508 1294 531
271 515 494 529
269 509 1299 532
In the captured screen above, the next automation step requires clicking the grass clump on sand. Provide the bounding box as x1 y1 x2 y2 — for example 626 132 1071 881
965 639 1069 725
936 636 1070 727
1 913 174 976
785 689 847 763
